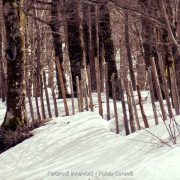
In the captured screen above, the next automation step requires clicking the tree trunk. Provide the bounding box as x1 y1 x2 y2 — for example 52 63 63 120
138 0 154 58
66 0 85 95
139 0 165 99
1 0 27 130
99 2 119 98
51 0 68 98
83 3 97 91
124 13 136 90
0 14 6 102
90 5 98 91
159 0 180 97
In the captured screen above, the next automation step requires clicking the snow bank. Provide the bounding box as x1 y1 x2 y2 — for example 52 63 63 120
0 110 180 180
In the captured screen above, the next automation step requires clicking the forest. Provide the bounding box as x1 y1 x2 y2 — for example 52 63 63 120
0 0 180 180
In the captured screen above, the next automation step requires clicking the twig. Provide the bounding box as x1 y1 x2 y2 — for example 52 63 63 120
140 127 172 147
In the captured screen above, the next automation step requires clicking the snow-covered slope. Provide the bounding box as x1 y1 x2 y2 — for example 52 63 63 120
0 109 180 180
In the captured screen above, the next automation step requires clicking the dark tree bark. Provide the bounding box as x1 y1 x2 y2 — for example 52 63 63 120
50 0 69 98
1 0 27 130
82 2 90 65
124 13 136 90
0 14 6 102
99 2 119 98
159 0 180 96
66 0 85 95
139 0 156 68
82 3 97 91
90 5 98 91
178 1 180 42
139 0 165 99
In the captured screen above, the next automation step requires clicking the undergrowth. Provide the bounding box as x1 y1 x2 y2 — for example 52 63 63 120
0 120 45 154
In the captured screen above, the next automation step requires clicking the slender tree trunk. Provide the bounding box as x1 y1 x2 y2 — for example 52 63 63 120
139 0 156 69
0 15 6 102
82 2 90 65
159 0 180 96
66 0 85 95
124 13 136 90
51 0 68 98
99 2 119 98
90 5 97 91
83 3 97 91
139 0 165 99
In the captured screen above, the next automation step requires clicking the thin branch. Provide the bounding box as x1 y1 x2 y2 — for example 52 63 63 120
159 0 178 46
22 8 50 26
109 0 165 26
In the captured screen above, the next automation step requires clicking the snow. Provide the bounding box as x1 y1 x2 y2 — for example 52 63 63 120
0 92 180 180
